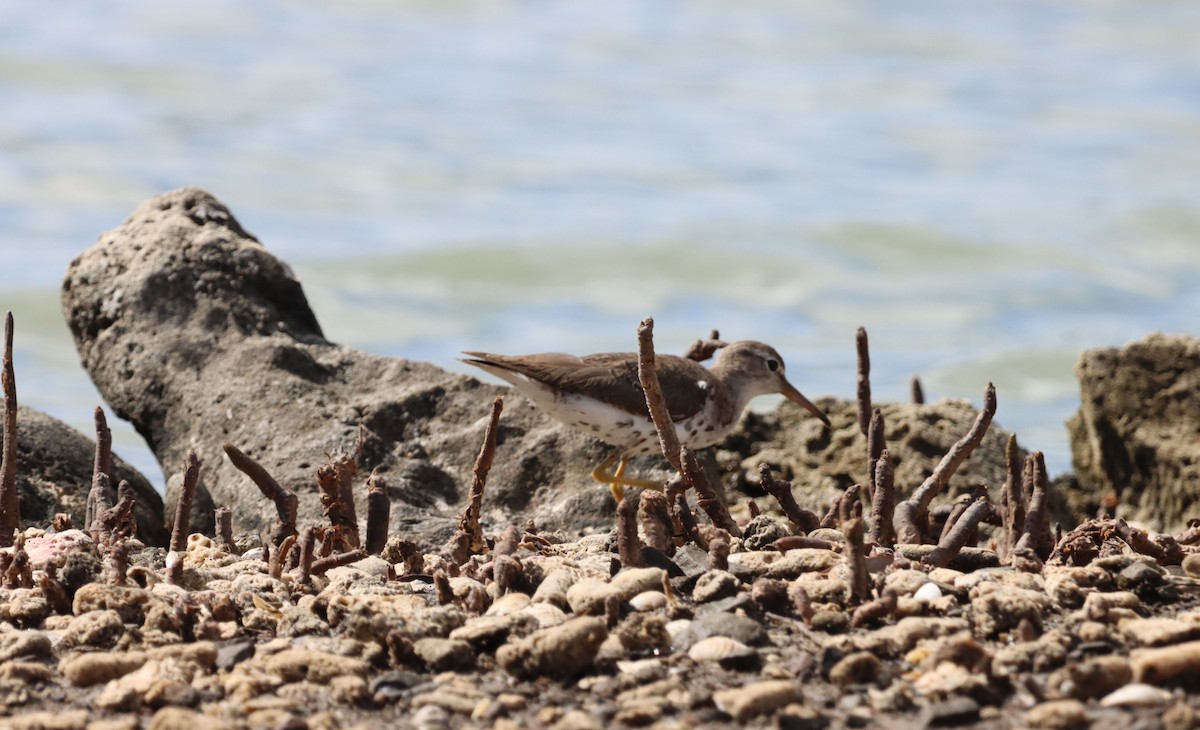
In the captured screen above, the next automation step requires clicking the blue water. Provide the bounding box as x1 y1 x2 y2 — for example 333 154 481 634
2 1 1198 488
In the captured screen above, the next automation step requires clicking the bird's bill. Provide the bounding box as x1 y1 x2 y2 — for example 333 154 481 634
781 381 831 427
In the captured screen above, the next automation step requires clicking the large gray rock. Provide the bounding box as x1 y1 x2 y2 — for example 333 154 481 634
4 405 166 545
1068 333 1200 531
61 188 614 547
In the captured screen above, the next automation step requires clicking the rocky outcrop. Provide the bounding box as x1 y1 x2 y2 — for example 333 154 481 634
62 188 1031 549
4 405 166 545
729 396 1023 514
1068 333 1200 531
61 188 615 546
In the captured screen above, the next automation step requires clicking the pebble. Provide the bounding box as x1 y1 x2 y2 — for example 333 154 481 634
1022 699 1088 729
692 570 741 603
627 590 668 612
713 679 804 722
496 616 608 680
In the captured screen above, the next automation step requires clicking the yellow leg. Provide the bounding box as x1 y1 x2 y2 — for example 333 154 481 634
591 451 665 501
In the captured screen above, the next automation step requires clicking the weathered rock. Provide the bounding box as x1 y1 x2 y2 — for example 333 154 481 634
1 405 165 545
496 615 607 680
733 395 1026 512
60 188 647 545
1068 333 1200 530
713 679 803 722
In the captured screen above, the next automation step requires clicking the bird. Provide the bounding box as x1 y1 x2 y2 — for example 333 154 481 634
463 340 829 500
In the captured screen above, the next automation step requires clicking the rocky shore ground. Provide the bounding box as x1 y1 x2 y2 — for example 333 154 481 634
0 188 1198 729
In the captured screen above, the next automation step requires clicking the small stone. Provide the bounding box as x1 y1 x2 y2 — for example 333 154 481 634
147 707 234 730
215 639 256 671
1023 699 1088 730
917 696 980 727
496 616 607 681
741 515 793 551
413 638 475 672
1182 553 1200 579
810 610 849 634
713 679 803 722
1047 655 1131 700
0 710 89 730
263 648 371 684
828 651 881 688
692 570 741 603
60 651 148 687
0 630 52 663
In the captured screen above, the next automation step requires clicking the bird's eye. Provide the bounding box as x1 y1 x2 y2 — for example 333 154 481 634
766 359 779 372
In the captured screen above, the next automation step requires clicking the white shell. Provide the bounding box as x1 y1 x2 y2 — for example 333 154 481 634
687 636 754 662
913 582 943 602
628 591 668 611
1100 683 1173 707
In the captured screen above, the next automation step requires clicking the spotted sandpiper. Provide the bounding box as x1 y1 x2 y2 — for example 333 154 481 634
463 340 829 499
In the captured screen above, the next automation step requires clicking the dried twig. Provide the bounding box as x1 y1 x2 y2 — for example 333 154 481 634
911 376 925 405
93 406 112 485
214 507 235 553
310 549 366 576
223 443 298 547
665 476 694 546
637 490 673 554
938 492 978 545
169 450 200 553
493 524 522 594
855 327 871 436
681 446 740 537
909 383 996 510
316 432 363 552
365 470 390 556
636 317 682 473
617 494 644 568
86 473 113 545
1001 434 1024 562
851 588 898 628
925 496 993 569
84 407 116 542
1014 452 1050 559
821 484 861 530
450 397 503 564
93 484 135 549
0 313 17 547
115 480 137 539
866 408 885 500
683 329 727 362
790 582 813 624
894 383 996 543
298 526 317 583
770 535 835 552
868 450 895 548
844 514 869 606
433 570 453 605
702 525 730 571
758 464 820 533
